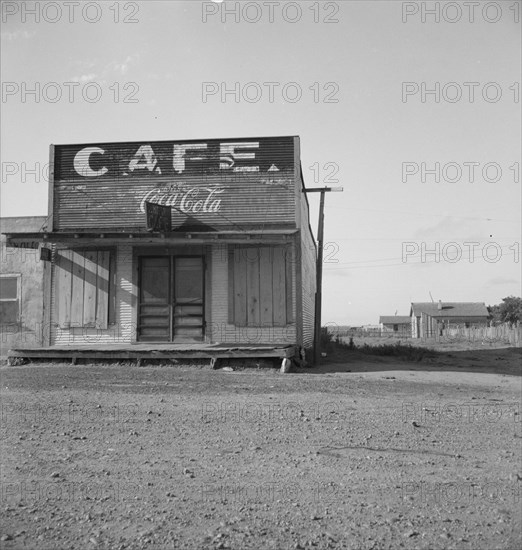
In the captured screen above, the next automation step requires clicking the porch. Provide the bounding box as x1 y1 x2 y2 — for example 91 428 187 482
7 343 297 367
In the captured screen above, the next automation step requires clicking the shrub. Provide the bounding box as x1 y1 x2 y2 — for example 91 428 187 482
356 342 434 361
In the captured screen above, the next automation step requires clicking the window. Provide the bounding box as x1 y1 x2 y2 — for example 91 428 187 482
0 274 21 324
228 245 293 327
55 249 115 329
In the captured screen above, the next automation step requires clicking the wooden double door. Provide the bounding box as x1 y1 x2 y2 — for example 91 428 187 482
138 256 204 342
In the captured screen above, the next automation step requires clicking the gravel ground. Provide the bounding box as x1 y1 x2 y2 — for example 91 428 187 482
1 349 521 549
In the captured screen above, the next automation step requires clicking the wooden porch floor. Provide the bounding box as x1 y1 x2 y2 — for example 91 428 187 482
7 343 296 365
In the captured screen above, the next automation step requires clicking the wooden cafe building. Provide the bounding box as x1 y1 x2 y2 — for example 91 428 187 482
4 136 316 366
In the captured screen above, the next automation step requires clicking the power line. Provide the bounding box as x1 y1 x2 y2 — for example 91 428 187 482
329 236 520 241
324 246 519 270
325 244 519 266
323 205 520 224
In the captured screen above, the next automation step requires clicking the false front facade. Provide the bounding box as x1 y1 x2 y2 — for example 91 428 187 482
4 136 316 362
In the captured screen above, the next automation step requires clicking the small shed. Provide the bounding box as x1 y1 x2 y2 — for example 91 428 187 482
3 136 316 366
410 301 489 338
379 316 411 333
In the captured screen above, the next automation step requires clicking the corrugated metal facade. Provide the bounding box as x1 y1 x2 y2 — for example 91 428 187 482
52 137 297 231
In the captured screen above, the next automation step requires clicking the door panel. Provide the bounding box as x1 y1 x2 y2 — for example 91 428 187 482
175 327 204 338
173 257 204 342
138 256 204 342
138 257 171 342
175 258 203 301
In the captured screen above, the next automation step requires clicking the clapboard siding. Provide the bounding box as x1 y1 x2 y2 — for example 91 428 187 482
299 179 317 349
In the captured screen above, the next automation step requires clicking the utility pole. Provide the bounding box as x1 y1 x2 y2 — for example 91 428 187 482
305 186 343 365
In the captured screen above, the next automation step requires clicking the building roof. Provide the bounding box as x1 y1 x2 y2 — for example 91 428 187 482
379 316 411 324
410 302 489 318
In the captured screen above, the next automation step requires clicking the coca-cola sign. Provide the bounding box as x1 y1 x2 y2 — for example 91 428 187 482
140 183 224 215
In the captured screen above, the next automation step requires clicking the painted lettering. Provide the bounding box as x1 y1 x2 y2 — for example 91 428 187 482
220 142 260 172
128 145 158 173
139 186 224 215
73 141 268 177
173 143 208 174
73 147 108 177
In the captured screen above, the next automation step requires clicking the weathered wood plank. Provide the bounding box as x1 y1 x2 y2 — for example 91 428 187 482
272 246 286 326
228 246 234 323
56 250 72 328
108 249 116 324
285 246 294 324
233 248 247 326
96 250 110 329
246 247 260 326
83 250 98 327
259 247 273 326
70 250 85 326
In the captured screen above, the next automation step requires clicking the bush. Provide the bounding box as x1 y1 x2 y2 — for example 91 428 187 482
356 342 434 361
320 326 334 348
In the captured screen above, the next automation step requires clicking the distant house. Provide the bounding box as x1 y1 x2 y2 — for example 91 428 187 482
379 316 411 333
410 301 489 338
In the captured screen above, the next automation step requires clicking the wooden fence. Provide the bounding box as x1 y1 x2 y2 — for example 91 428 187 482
434 323 522 347
416 312 521 347
328 322 522 347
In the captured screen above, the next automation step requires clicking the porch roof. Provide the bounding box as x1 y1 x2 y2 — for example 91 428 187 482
4 229 298 248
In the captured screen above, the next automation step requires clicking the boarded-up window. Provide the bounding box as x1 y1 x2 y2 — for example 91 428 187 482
0 275 20 324
55 249 115 329
228 246 293 327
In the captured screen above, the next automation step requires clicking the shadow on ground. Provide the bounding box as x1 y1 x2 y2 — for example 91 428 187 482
295 346 522 376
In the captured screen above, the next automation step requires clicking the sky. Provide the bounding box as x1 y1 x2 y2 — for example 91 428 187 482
1 0 521 325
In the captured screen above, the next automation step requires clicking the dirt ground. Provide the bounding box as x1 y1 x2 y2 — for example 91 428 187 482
1 347 521 550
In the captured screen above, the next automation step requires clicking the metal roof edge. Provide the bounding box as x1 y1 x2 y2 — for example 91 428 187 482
51 135 301 148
